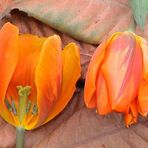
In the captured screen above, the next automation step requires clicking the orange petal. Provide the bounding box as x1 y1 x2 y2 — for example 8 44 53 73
125 100 138 127
6 34 46 127
0 23 19 126
101 32 142 113
32 35 62 128
42 43 81 125
138 80 148 116
84 32 120 109
138 36 148 80
6 34 46 102
96 71 111 115
26 42 80 130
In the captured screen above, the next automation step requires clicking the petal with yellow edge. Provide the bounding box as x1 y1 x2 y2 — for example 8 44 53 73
42 43 81 127
29 35 62 129
6 34 46 127
0 23 19 126
125 100 138 127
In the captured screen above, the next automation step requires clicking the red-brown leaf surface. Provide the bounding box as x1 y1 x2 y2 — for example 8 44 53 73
0 10 148 148
0 0 12 14
0 0 134 44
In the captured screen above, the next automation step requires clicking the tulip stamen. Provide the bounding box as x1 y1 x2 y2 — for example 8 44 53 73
32 103 38 115
17 85 31 124
5 98 13 112
5 97 17 115
11 101 17 115
26 100 32 113
10 97 17 115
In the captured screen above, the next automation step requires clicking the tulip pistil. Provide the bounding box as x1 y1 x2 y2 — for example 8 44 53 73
5 85 39 123
17 85 31 124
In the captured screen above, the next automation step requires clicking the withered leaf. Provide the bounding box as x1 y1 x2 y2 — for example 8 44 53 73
1 0 134 44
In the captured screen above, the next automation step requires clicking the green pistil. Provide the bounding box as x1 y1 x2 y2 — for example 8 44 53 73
17 86 31 124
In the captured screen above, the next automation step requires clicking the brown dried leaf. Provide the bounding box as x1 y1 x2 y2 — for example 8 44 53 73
0 0 12 16
1 0 134 44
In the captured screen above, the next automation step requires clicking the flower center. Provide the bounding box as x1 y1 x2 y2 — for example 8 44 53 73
5 86 38 124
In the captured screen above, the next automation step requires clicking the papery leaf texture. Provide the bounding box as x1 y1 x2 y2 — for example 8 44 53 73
0 0 134 44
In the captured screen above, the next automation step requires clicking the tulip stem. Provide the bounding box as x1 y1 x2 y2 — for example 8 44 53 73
16 126 25 148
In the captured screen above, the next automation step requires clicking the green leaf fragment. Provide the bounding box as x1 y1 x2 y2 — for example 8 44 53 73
130 0 148 30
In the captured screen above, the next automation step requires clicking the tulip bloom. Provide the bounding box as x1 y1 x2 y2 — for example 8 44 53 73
84 31 148 127
0 23 81 147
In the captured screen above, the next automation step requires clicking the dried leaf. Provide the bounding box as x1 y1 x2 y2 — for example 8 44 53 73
0 0 12 17
1 0 134 44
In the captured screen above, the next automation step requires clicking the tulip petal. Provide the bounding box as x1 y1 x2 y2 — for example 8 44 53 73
6 34 46 101
84 33 120 109
125 100 138 127
101 32 142 113
138 37 148 80
138 80 148 116
33 35 62 128
43 43 81 125
6 34 46 126
0 23 18 125
96 71 111 115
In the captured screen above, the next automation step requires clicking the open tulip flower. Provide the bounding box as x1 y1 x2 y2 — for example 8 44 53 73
0 23 81 147
84 31 148 127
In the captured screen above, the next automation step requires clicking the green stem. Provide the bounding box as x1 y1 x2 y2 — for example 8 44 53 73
16 127 25 148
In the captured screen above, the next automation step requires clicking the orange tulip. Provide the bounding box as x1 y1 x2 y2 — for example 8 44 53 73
0 22 81 145
84 31 148 127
